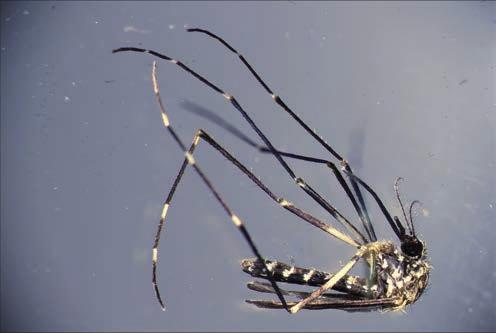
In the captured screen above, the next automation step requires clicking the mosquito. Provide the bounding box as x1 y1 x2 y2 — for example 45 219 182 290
113 28 430 313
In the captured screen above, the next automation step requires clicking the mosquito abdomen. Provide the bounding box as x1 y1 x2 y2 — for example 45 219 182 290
241 258 372 297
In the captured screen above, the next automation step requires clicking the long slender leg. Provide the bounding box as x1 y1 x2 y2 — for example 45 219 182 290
181 100 328 163
341 170 402 240
181 101 375 241
148 61 362 312
246 297 397 312
246 281 398 313
185 101 404 243
113 45 370 245
247 280 362 300
186 28 377 242
195 130 361 246
288 245 368 313
246 280 398 312
151 60 359 244
149 62 291 312
152 145 291 311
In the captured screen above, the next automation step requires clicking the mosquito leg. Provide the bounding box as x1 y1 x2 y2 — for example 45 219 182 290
181 101 374 241
149 61 370 313
288 246 368 314
113 46 368 244
246 280 362 300
246 297 398 312
150 60 360 244
246 280 395 310
341 170 402 240
186 27 376 242
196 129 362 246
152 142 291 312
148 62 292 313
181 101 327 163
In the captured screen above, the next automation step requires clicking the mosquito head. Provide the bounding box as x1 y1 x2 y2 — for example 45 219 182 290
392 215 423 258
400 234 424 259
392 178 426 258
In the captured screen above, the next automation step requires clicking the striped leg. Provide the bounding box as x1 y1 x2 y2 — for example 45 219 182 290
180 101 405 244
180 101 372 243
113 42 369 249
189 106 412 242
149 62 289 312
149 61 360 312
186 28 376 242
152 144 291 311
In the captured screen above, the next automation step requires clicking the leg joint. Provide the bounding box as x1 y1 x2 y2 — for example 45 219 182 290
295 177 306 188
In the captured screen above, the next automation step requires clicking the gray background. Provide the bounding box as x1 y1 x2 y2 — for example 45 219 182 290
1 1 495 331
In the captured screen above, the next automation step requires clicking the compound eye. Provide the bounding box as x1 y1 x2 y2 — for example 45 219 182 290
401 238 424 258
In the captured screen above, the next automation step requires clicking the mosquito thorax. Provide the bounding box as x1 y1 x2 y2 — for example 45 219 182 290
400 235 424 259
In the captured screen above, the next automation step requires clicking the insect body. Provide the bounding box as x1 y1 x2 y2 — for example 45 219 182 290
113 28 430 313
242 237 429 312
